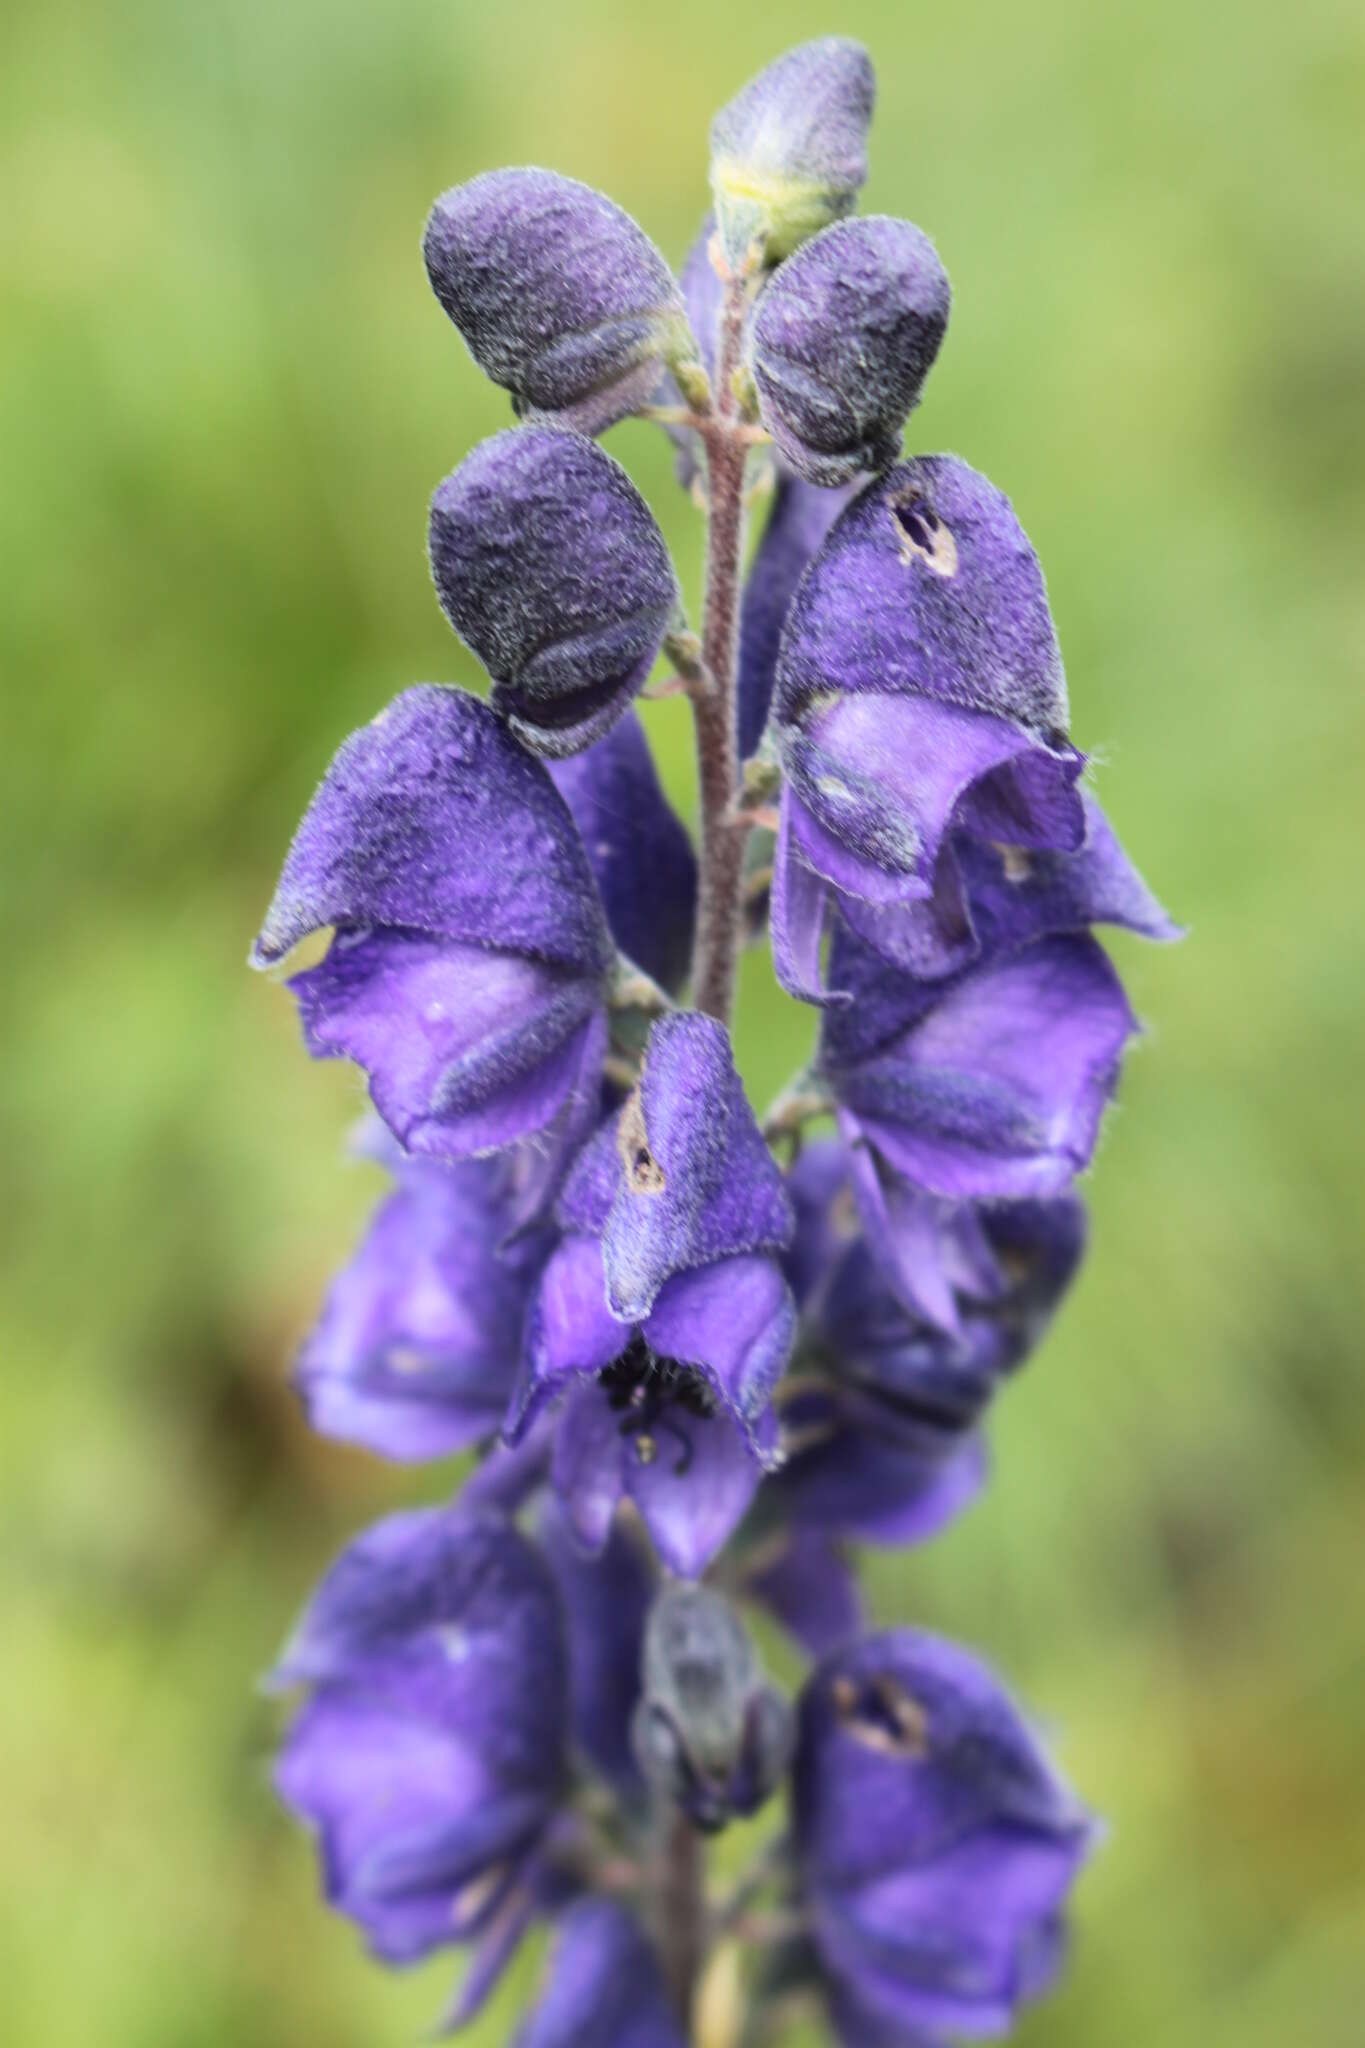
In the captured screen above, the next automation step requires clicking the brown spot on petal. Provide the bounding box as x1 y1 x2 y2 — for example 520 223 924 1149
889 491 958 579
995 843 1033 884
835 1672 931 1758
619 1088 666 1195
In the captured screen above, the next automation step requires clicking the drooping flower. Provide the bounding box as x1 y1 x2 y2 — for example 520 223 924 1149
293 1140 546 1462
768 456 1088 998
506 1013 796 1576
548 711 697 994
514 1899 685 2048
819 915 1139 1204
764 1140 1086 1542
749 216 951 486
272 1508 568 1970
251 686 612 1194
793 1630 1096 2046
429 428 679 758
710 39 876 270
424 168 701 434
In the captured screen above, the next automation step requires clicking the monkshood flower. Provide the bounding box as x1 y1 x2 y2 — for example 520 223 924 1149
631 1585 793 1832
766 1142 1086 1544
749 217 951 486
794 1631 1096 2047
549 711 697 995
251 685 611 1188
768 455 1085 998
295 1139 545 1461
514 1899 685 2048
429 428 679 758
272 1507 567 1974
424 168 703 433
507 1013 796 1576
710 38 876 270
819 914 1138 1205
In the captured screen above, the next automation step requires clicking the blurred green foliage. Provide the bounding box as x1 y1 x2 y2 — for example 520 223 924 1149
3 0 1364 2041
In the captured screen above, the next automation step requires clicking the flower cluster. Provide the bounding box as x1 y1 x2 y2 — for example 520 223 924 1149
255 37 1175 2046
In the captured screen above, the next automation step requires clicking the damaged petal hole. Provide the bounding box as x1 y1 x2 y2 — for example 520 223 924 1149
890 492 959 579
619 1088 666 1195
832 1672 931 1758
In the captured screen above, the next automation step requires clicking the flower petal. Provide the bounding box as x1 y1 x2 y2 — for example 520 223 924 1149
252 684 610 974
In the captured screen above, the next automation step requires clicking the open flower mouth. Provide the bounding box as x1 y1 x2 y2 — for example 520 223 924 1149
599 1334 717 1475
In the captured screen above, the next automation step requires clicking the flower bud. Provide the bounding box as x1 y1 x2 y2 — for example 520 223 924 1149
709 39 875 271
749 217 950 486
424 168 700 433
632 1585 793 1830
429 427 679 758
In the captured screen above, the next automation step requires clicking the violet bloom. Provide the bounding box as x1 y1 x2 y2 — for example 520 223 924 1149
749 217 951 486
507 1013 796 1577
769 1141 1086 1544
294 1144 545 1462
272 1508 567 1970
769 456 1086 998
429 428 679 758
424 168 700 434
710 38 876 269
252 686 612 1191
794 1631 1096 2047
515 1899 684 2048
820 914 1139 1204
549 711 697 995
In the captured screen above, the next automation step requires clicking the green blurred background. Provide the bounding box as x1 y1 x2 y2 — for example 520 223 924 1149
4 0 1363 2040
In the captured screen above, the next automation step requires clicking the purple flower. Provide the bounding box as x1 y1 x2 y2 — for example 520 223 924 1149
710 39 876 269
507 1014 796 1576
767 1142 1085 1542
424 169 699 434
429 429 679 758
820 916 1139 1203
515 1899 684 2048
294 1144 546 1462
549 712 697 994
794 1630 1096 2046
739 474 855 757
749 217 950 486
252 687 612 1189
769 456 1087 998
272 1508 568 1967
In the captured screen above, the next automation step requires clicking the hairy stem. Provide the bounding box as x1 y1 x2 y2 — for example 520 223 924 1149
689 269 753 1024
657 1807 707 2031
656 266 755 2039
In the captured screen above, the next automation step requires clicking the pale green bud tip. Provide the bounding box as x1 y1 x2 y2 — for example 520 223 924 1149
709 38 876 269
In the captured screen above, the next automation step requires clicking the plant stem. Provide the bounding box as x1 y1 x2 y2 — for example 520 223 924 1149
689 269 752 1025
657 265 755 2040
657 1807 707 2031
